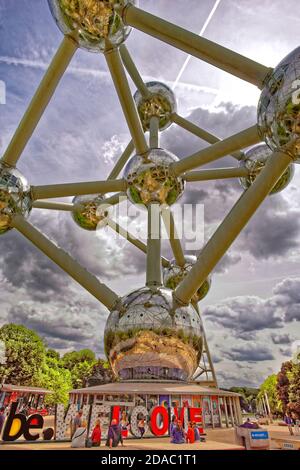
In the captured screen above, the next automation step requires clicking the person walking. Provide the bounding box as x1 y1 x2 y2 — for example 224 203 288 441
72 410 83 437
106 419 123 448
120 412 129 441
71 420 88 448
284 413 294 436
91 419 101 447
138 416 146 439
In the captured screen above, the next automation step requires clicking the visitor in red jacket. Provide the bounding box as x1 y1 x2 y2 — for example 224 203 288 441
186 422 195 443
91 419 101 447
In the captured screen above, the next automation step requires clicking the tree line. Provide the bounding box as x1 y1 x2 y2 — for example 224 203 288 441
0 324 113 405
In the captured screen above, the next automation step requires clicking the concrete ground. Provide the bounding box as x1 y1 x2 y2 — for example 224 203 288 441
1 424 298 450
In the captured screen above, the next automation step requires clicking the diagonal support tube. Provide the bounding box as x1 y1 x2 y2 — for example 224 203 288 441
171 113 244 160
123 5 272 88
107 218 169 268
174 149 293 305
31 179 127 200
108 140 135 180
184 167 249 182
161 207 185 267
33 201 74 211
2 36 78 167
171 125 260 175
12 215 119 310
119 45 150 98
146 203 162 287
105 47 148 155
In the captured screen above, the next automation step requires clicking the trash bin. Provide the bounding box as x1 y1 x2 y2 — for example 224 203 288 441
235 427 270 450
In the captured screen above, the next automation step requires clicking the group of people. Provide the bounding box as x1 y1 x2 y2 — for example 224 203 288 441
240 418 261 429
71 410 127 448
170 418 204 444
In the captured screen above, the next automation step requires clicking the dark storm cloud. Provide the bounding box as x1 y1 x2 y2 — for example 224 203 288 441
279 346 293 357
204 277 300 348
216 368 267 389
272 278 300 322
204 295 284 333
214 252 242 274
222 344 274 362
7 297 108 354
162 103 257 161
271 333 294 345
0 229 67 302
240 200 300 260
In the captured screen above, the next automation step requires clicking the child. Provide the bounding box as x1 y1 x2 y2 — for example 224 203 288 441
91 419 101 447
186 421 195 444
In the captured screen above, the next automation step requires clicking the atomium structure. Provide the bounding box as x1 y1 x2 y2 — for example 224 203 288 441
1 0 300 384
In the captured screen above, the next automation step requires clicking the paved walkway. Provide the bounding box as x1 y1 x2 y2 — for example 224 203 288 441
0 438 243 451
0 423 297 451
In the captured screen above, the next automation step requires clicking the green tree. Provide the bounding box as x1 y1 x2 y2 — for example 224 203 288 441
277 361 293 413
35 356 72 406
71 361 95 389
258 374 282 414
62 349 97 388
62 349 96 369
46 349 60 361
0 324 46 385
287 361 300 418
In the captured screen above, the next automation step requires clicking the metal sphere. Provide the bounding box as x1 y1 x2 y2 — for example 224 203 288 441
0 163 32 235
72 194 110 231
163 255 211 303
258 47 300 161
239 144 295 194
124 148 185 207
134 81 177 131
48 0 136 52
104 286 204 381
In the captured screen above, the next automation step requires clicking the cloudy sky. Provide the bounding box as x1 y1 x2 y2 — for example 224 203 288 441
0 0 300 388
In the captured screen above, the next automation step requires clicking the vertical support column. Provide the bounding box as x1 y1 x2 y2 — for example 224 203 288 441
209 398 215 429
79 394 83 409
233 398 240 425
229 397 235 427
217 399 223 428
146 203 162 288
224 397 229 428
235 397 243 425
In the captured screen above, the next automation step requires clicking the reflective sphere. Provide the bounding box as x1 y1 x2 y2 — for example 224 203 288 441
134 81 177 131
104 286 204 381
0 163 32 235
258 47 300 161
239 144 295 194
163 255 211 303
124 148 185 207
72 194 110 230
48 0 136 52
